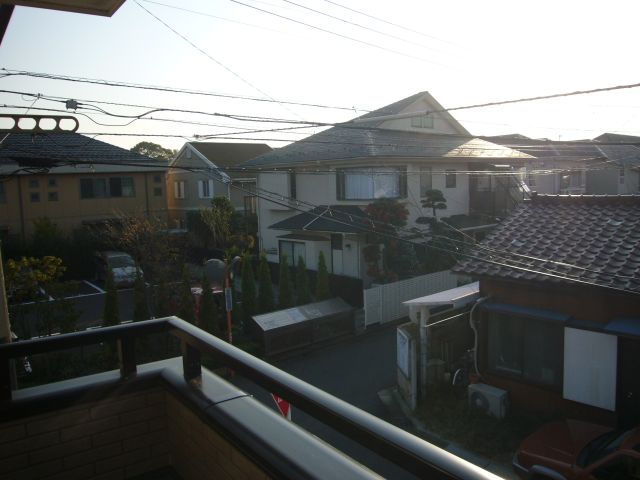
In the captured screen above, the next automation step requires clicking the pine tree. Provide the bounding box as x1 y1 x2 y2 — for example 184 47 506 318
257 254 275 313
133 269 149 322
102 268 120 327
295 255 311 305
154 278 172 318
278 253 293 309
316 251 330 300
199 274 219 336
178 267 196 324
240 254 257 335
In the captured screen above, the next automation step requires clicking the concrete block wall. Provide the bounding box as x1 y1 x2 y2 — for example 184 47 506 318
166 394 271 480
0 388 170 480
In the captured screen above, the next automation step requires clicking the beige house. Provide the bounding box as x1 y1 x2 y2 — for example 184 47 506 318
166 142 271 229
242 92 532 285
0 133 167 239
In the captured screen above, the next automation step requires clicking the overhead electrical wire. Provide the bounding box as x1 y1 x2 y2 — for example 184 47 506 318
227 0 451 68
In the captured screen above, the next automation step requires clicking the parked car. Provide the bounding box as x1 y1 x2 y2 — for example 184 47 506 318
513 419 640 479
95 251 141 288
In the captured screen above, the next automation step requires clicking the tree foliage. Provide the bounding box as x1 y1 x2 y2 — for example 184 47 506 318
5 256 65 303
278 253 293 310
199 274 219 336
421 189 447 220
132 269 149 322
102 268 120 327
131 141 176 161
315 251 330 300
295 255 310 305
240 254 256 334
178 267 195 324
257 254 275 313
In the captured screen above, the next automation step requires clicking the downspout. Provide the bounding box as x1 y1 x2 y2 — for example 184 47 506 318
469 296 490 378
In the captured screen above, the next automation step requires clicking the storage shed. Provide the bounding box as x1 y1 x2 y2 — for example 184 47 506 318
252 298 354 356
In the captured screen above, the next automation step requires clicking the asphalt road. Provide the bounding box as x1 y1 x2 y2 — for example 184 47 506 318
232 326 420 479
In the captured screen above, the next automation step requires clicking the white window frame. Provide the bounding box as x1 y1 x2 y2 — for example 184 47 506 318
174 181 185 199
198 179 214 199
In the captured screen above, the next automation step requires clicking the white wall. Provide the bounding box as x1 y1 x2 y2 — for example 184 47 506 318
376 97 463 135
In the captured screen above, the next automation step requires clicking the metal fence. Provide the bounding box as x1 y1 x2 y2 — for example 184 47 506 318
364 271 462 326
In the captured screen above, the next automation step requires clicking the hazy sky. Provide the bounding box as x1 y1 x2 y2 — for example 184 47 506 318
1 0 639 151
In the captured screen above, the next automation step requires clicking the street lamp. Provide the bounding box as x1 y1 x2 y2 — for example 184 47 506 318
225 256 241 344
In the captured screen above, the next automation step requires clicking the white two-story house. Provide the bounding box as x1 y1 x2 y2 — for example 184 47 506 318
242 92 531 286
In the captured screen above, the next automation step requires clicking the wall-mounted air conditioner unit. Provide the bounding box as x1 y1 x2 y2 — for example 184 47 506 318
468 383 508 419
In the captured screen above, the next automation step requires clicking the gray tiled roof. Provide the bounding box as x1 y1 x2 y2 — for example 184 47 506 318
454 194 640 293
188 142 272 167
269 205 370 234
243 129 531 167
0 133 167 174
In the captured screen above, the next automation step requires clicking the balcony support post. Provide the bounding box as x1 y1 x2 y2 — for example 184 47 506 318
182 340 201 381
118 336 136 378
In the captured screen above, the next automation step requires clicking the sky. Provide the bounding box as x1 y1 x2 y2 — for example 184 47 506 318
1 0 639 152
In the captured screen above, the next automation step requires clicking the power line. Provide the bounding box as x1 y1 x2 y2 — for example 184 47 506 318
279 0 446 54
0 69 366 113
228 0 451 68
321 0 458 47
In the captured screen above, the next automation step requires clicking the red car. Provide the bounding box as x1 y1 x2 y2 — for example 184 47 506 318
512 419 640 479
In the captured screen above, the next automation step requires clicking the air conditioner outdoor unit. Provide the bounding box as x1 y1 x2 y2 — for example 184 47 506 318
468 383 508 419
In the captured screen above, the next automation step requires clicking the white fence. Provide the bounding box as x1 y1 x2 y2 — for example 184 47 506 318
363 270 461 326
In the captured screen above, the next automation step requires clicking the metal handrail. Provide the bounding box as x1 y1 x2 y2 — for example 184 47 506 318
0 317 499 480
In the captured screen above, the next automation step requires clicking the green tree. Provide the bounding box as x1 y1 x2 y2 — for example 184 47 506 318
257 254 275 313
131 141 176 161
199 274 219 336
295 255 310 305
31 217 66 259
177 267 195 324
315 251 330 300
5 256 66 303
132 269 149 322
278 253 293 309
421 189 447 220
154 278 173 318
240 254 257 334
102 268 119 327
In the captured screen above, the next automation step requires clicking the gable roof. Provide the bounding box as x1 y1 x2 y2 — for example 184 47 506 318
243 129 532 167
0 133 167 174
454 194 640 293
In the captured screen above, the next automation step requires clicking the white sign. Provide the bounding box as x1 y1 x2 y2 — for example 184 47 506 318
397 329 410 378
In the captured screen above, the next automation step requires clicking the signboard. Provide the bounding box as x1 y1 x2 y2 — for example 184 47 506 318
225 287 233 312
397 329 410 378
271 393 291 420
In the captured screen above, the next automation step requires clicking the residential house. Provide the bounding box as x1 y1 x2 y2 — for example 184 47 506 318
0 132 167 239
454 194 640 428
242 92 532 285
487 133 640 195
167 142 272 229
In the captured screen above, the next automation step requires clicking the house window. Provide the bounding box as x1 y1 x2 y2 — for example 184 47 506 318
487 311 563 389
445 170 457 188
0 182 5 203
279 240 305 266
420 166 432 196
153 174 162 183
289 172 296 200
198 179 213 199
174 181 185 199
411 114 434 129
48 178 57 187
560 171 581 190
30 192 40 202
80 177 134 199
476 175 491 192
331 234 343 250
29 179 39 188
619 168 625 185
153 187 163 197
48 192 59 202
337 167 406 200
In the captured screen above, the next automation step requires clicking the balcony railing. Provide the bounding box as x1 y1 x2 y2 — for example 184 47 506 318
0 317 500 480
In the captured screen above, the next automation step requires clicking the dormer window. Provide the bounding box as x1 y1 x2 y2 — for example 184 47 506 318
411 114 433 129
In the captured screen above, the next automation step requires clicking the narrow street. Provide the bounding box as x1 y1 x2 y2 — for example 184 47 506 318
232 325 420 479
